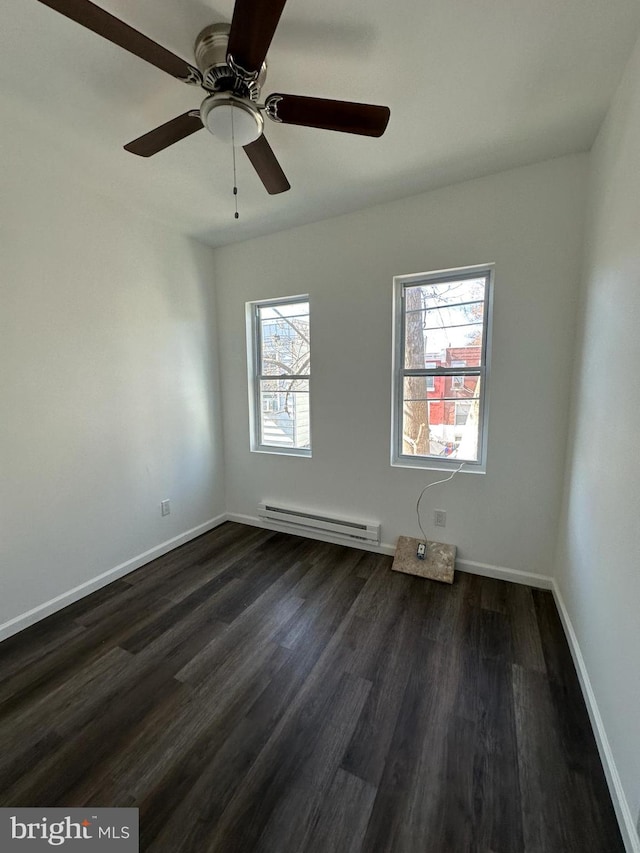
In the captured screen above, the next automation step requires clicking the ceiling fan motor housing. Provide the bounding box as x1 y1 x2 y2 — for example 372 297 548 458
194 23 266 99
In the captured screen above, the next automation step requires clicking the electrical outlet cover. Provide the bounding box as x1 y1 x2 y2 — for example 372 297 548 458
434 509 446 527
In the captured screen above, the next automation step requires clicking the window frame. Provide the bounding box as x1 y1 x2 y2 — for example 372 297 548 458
391 264 493 473
247 294 311 457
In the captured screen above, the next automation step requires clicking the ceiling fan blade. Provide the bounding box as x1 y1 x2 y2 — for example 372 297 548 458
227 0 288 74
36 0 200 83
243 135 290 195
124 112 203 157
266 94 390 137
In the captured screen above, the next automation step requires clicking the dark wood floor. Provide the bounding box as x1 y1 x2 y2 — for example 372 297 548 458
0 522 623 852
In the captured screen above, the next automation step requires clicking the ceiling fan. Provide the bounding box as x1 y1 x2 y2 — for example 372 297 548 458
36 0 391 195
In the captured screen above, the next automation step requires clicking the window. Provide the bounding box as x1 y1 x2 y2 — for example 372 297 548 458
425 361 437 390
392 265 492 471
455 401 472 426
450 360 466 389
248 296 311 455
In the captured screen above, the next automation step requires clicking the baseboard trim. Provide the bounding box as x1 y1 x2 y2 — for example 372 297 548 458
0 514 228 644
552 583 639 853
456 558 554 589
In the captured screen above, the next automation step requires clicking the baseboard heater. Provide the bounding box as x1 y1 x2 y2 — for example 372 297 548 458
257 502 381 545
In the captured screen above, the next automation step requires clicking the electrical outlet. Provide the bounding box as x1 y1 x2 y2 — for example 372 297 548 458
161 499 170 517
434 509 446 527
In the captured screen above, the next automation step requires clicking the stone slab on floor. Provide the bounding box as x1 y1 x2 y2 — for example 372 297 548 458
392 535 456 584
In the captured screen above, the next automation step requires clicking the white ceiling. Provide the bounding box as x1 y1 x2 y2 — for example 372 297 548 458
3 0 640 247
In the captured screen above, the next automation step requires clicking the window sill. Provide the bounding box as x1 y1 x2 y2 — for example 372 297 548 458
251 446 312 458
391 455 485 474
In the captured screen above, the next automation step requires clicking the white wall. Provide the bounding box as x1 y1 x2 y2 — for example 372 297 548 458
555 34 640 842
0 106 225 633
214 154 587 578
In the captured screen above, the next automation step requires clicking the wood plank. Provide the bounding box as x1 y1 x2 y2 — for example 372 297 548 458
0 592 158 714
480 575 509 613
341 572 424 787
204 672 371 853
532 590 625 850
508 584 547 673
471 657 524 852
305 768 377 853
252 673 372 853
134 644 295 850
360 634 450 853
1 661 184 806
512 663 573 852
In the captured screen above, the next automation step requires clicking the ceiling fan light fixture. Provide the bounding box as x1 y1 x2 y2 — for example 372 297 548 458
200 94 264 147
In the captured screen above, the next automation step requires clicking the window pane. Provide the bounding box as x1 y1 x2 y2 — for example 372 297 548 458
259 301 310 377
419 302 485 331
422 327 483 359
402 377 482 462
259 379 310 450
260 377 309 394
403 374 481 400
447 374 481 398
415 277 486 309
404 300 485 369
259 301 309 321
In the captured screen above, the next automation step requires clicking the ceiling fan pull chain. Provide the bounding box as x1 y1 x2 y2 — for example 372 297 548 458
231 106 239 220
